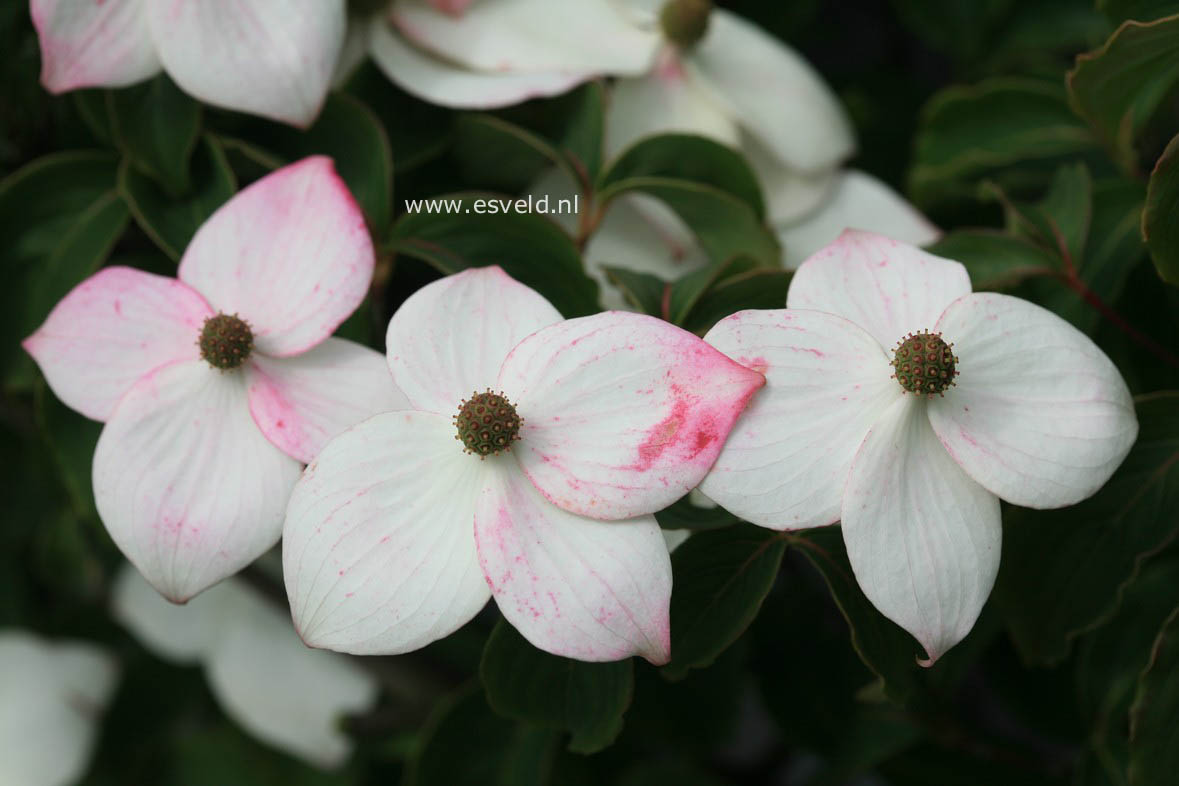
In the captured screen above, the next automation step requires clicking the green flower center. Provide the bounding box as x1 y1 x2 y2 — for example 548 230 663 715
660 0 712 49
199 313 254 371
454 390 522 457
891 330 958 397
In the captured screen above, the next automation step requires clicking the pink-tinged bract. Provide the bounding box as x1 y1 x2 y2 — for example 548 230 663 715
500 312 767 519
32 0 347 127
286 267 762 662
474 461 672 664
25 156 390 603
22 266 212 421
178 156 373 358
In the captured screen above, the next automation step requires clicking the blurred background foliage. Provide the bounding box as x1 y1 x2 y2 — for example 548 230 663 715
3 1 1179 784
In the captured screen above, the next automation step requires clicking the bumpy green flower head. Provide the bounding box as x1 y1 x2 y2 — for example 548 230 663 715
891 330 958 397
199 313 254 371
454 390 522 457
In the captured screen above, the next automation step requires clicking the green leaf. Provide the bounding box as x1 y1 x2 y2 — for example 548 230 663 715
35 382 101 520
598 134 765 219
480 620 634 754
927 230 1058 290
406 684 558 786
602 256 789 333
682 267 792 336
1075 558 1179 778
343 61 453 173
166 725 351 786
601 179 778 268
601 266 667 316
1128 603 1179 785
889 0 1015 63
120 135 236 260
1143 131 1179 284
618 761 732 786
216 93 393 232
654 493 738 532
792 527 922 703
594 134 777 268
1101 0 1179 23
0 150 126 387
910 77 1099 207
1029 175 1146 333
388 193 599 317
663 523 787 680
73 90 113 145
997 392 1179 664
450 83 606 193
1068 14 1179 172
452 115 559 194
106 74 202 196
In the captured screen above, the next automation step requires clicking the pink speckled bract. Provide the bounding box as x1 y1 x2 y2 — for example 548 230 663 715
24 157 385 603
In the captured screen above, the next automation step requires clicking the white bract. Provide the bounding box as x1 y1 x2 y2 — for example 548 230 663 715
700 230 1138 662
337 0 656 109
283 266 765 663
24 157 406 603
518 0 940 308
0 630 118 786
30 0 348 127
111 564 377 769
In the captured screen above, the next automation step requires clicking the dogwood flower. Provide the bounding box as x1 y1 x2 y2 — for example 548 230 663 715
24 157 405 604
30 0 347 126
524 1 937 308
337 0 656 109
699 231 1138 662
111 564 378 769
283 266 764 663
0 630 118 786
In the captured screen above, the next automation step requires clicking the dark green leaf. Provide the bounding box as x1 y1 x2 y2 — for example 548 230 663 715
1068 14 1179 172
792 527 922 703
0 150 125 387
1101 0 1179 23
406 684 557 786
998 392 1179 664
72 90 113 146
480 620 633 754
1075 558 1179 776
663 523 786 680
910 77 1099 207
617 761 732 786
167 725 351 786
889 0 1015 62
598 134 765 219
682 267 792 336
451 115 559 194
343 61 453 173
120 135 236 260
35 382 101 519
927 230 1058 290
107 74 202 196
1128 603 1179 785
450 83 606 193
388 193 599 317
601 266 667 316
216 93 393 232
654 493 738 532
1143 131 1179 284
599 178 778 268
